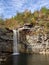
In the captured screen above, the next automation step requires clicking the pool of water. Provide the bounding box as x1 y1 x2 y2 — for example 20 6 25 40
1 53 49 65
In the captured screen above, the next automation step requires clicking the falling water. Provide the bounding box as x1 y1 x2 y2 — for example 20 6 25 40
13 30 19 55
12 27 30 55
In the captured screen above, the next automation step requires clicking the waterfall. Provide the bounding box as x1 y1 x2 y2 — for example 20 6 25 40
12 27 30 55
13 30 19 55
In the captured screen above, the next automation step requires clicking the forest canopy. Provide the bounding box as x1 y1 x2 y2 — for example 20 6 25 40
0 7 49 30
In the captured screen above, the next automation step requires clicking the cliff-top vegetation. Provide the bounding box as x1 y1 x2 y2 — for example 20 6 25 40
0 7 49 31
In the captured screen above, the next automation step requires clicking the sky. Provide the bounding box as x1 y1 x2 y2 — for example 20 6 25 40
0 0 49 19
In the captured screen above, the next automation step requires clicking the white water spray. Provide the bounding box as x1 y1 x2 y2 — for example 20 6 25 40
13 30 19 55
12 27 30 55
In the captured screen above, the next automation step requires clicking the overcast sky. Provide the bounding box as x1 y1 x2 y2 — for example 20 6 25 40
0 0 49 18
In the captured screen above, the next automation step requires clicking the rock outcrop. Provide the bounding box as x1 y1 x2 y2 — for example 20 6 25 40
0 28 13 61
0 25 49 57
19 26 49 54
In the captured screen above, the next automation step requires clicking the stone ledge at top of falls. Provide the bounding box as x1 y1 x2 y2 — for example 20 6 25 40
5 23 33 30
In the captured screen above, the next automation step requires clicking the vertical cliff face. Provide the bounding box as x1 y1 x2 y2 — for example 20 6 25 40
0 25 49 54
0 28 13 57
18 26 49 53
